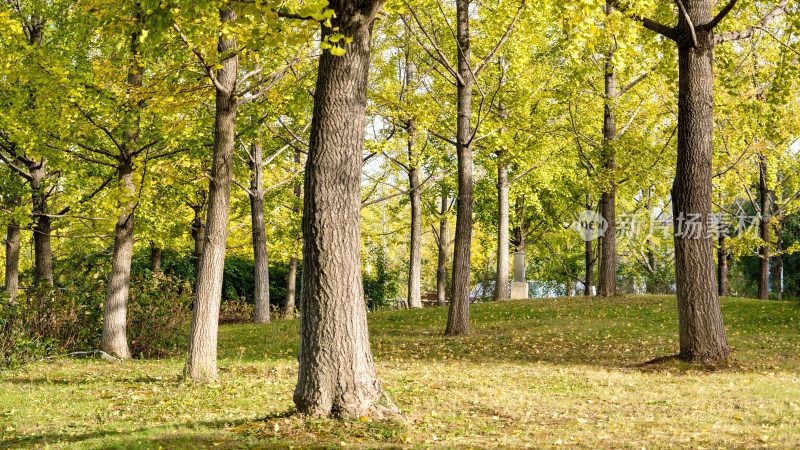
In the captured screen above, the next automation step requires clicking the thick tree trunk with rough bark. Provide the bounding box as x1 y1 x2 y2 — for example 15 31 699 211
294 3 393 418
717 235 727 297
150 244 162 275
758 157 770 300
671 1 729 364
30 165 53 286
436 194 449 306
102 163 136 359
185 7 238 381
249 142 271 324
493 150 509 301
446 0 474 336
4 218 20 301
597 19 617 297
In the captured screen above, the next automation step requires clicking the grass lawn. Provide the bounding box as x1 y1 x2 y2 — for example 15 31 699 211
1 295 799 448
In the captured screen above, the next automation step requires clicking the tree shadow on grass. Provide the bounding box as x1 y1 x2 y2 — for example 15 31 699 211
1 417 253 449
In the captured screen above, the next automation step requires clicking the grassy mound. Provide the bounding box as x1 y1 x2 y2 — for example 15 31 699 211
1 295 799 448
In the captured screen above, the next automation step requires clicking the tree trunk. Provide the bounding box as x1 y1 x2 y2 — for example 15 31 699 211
407 165 422 308
671 3 729 364
772 215 783 300
4 219 20 302
150 244 162 275
184 7 238 381
102 163 135 359
30 164 53 286
436 194 449 306
445 0 474 336
405 62 422 309
101 9 145 359
285 256 298 315
717 235 727 297
293 5 391 419
758 156 770 300
249 142 271 324
493 150 509 301
584 238 594 296
597 16 617 297
284 150 302 317
191 203 206 278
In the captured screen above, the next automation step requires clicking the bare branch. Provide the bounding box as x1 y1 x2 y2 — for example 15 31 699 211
714 0 789 44
675 0 698 47
172 23 230 95
473 0 525 79
606 0 678 40
706 0 739 30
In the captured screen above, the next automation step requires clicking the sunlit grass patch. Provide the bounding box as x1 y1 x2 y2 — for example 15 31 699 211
1 295 799 448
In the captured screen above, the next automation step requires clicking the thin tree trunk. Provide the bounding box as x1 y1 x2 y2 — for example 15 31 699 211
30 165 53 286
4 219 20 302
717 235 727 297
445 0 474 336
493 150 509 301
25 17 52 287
284 150 302 317
249 142 270 324
101 7 145 359
150 244 162 275
102 163 136 359
772 215 783 300
191 203 206 278
584 238 595 296
294 5 392 418
672 2 729 364
597 11 617 297
758 156 770 300
285 256 298 315
436 194 449 306
407 165 422 308
185 7 238 381
405 61 422 309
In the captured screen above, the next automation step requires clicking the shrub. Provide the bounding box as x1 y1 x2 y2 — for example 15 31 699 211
0 272 192 367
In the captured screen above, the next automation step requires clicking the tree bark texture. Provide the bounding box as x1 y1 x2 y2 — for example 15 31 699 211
185 7 238 381
671 0 729 364
493 150 509 301
294 1 392 419
445 0 474 336
249 142 271 324
30 163 53 286
102 163 135 359
4 219 21 301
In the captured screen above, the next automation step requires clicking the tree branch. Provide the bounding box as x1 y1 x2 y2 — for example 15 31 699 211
714 0 789 44
606 0 678 41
